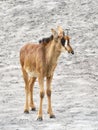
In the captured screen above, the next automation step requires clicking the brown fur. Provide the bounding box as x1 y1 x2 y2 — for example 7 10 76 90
20 27 74 120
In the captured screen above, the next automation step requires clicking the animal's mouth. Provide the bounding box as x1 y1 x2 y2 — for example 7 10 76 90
67 50 74 55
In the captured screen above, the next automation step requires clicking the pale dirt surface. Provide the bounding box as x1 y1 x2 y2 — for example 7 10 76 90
0 0 98 130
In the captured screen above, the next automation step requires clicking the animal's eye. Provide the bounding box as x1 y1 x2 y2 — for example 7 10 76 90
61 38 65 46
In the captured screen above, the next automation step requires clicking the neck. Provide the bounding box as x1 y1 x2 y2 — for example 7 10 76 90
45 40 61 65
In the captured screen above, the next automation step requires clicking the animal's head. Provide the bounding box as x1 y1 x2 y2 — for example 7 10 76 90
51 26 74 54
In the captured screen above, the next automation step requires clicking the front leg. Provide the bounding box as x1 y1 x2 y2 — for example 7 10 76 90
37 76 45 121
46 76 55 118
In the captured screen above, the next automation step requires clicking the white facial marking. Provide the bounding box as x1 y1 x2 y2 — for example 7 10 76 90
65 39 68 47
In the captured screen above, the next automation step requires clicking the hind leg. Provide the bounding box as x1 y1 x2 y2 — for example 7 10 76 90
22 68 29 113
29 77 36 111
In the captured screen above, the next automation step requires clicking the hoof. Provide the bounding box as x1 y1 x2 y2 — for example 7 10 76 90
31 108 36 111
50 114 56 118
24 110 29 114
37 117 43 121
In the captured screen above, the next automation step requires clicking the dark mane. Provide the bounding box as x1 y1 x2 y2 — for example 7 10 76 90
39 35 53 45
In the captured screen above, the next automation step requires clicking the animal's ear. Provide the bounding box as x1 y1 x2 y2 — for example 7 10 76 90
51 28 58 39
51 28 57 34
57 26 64 37
57 26 63 32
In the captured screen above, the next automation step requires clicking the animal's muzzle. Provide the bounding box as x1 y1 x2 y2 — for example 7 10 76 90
71 50 74 54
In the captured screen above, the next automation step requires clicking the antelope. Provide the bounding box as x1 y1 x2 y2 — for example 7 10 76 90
20 26 74 121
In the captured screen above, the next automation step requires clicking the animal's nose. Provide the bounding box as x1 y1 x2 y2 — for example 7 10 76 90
71 50 74 54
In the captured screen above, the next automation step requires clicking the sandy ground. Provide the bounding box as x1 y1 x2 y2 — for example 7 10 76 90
0 0 98 130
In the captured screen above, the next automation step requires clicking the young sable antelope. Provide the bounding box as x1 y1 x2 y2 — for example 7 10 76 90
20 26 74 121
